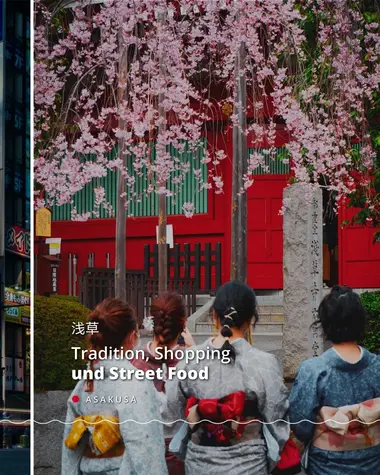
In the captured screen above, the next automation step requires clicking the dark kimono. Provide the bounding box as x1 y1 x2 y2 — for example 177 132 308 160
289 347 380 475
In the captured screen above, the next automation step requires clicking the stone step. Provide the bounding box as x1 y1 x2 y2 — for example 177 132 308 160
195 321 283 334
196 312 284 324
196 294 213 306
189 332 283 363
257 304 283 315
257 295 283 306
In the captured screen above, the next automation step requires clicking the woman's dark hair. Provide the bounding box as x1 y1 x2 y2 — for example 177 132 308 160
150 291 186 346
87 298 137 350
213 280 258 361
317 285 367 343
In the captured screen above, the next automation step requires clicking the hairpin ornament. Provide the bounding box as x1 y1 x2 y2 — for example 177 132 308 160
224 307 238 318
143 316 154 332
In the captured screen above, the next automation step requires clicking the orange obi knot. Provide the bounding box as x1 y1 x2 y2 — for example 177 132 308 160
185 391 252 445
65 415 124 458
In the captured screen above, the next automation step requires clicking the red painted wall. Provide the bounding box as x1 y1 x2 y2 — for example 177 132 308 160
38 128 380 293
338 205 380 288
247 175 288 289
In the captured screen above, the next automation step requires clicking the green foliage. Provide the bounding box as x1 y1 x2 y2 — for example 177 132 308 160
360 291 380 354
50 294 79 303
35 295 89 391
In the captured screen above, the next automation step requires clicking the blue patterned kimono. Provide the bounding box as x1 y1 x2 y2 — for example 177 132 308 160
289 347 380 475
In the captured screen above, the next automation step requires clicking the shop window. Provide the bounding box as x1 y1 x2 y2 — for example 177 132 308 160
6 75 14 97
26 136 30 167
26 170 30 199
5 255 23 289
15 135 23 164
6 325 15 357
15 12 23 39
26 49 30 75
25 199 30 230
25 261 30 290
6 10 14 31
15 196 23 226
15 73 23 102
15 327 23 358
5 200 14 225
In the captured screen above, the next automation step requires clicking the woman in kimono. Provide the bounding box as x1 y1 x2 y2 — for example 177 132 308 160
62 298 168 475
132 291 194 475
163 280 290 475
289 285 380 475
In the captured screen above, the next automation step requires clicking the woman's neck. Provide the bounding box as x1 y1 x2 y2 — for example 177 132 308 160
333 341 362 363
213 329 246 346
150 338 177 356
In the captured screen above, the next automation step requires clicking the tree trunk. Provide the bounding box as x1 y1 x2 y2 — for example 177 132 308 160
115 31 129 300
157 10 167 294
231 42 247 282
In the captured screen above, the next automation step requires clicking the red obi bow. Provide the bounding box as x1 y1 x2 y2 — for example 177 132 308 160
185 391 247 444
272 439 301 475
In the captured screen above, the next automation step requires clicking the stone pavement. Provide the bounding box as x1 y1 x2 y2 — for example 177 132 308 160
0 448 30 473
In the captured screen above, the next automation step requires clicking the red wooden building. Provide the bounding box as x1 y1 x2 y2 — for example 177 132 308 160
41 124 380 296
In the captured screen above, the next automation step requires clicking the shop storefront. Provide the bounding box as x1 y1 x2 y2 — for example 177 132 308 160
1 0 30 409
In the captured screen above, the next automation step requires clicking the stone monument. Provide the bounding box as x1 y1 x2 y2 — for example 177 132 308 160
282 183 324 379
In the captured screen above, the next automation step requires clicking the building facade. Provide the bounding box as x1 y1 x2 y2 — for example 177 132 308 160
46 125 380 298
0 0 30 411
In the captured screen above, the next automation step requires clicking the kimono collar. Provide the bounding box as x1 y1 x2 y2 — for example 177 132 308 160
324 347 370 372
144 341 180 366
208 336 251 353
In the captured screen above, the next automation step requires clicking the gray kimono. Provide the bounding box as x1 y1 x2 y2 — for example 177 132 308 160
163 338 290 475
61 359 168 475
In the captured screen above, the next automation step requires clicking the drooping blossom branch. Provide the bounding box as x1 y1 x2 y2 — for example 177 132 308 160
34 0 379 222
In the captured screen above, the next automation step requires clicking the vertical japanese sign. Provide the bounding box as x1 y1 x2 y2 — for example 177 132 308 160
51 263 59 293
309 195 324 357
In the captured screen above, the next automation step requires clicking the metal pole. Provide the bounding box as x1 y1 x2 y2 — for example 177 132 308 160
115 26 129 301
231 41 247 282
68 254 72 296
73 255 77 297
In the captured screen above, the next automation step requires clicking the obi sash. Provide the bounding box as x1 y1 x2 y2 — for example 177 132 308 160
313 397 380 451
65 415 125 458
186 391 262 446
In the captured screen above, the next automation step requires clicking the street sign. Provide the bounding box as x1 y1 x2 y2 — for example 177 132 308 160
4 288 31 325
156 224 174 248
5 225 31 257
46 237 61 255
36 207 52 237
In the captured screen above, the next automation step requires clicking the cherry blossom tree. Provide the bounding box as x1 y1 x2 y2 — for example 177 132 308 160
34 0 379 292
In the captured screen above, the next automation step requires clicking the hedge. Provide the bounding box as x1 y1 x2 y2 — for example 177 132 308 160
35 295 90 391
49 295 79 303
360 291 380 354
